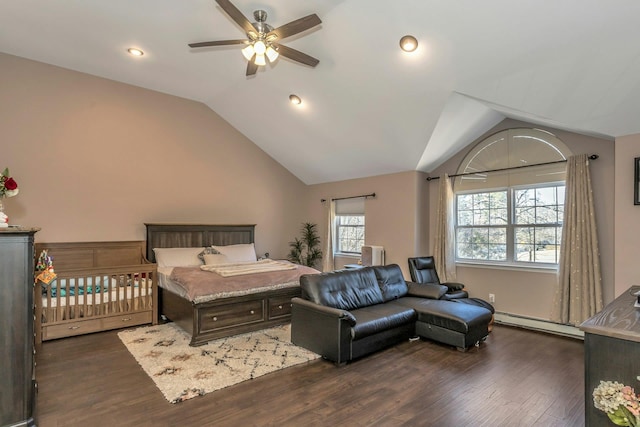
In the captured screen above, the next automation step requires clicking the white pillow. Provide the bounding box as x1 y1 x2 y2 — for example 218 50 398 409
211 243 257 263
203 253 230 266
153 247 205 268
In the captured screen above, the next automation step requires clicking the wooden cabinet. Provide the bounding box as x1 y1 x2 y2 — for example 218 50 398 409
580 286 640 427
0 227 39 427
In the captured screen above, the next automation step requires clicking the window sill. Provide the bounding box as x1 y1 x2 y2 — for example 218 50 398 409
455 261 559 274
334 253 361 259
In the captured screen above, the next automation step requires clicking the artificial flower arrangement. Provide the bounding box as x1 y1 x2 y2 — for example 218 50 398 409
594 378 640 426
0 167 19 198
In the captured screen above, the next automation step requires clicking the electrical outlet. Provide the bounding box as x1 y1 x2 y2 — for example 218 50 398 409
489 293 495 303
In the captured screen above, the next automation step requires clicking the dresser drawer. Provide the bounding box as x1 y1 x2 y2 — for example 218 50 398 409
199 300 264 332
268 296 293 319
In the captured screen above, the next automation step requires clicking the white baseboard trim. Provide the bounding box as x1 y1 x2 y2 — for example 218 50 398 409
494 312 584 340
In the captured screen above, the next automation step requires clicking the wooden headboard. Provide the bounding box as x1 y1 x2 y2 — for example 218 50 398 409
34 241 149 270
144 224 256 263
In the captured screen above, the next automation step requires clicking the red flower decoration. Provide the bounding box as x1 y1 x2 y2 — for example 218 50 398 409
4 177 17 191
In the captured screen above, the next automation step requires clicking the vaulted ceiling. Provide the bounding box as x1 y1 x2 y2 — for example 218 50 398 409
2 1 639 184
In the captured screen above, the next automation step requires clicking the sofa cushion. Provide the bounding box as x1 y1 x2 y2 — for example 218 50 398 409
394 298 492 334
407 282 448 299
300 268 384 311
372 264 409 302
452 297 495 314
350 303 416 340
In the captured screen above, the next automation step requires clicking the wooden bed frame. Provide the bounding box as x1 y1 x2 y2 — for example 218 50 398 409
34 241 158 344
145 223 301 346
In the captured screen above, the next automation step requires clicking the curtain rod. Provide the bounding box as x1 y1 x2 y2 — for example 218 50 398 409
425 154 599 181
321 192 376 202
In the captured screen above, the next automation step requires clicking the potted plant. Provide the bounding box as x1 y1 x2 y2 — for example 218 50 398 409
288 222 322 268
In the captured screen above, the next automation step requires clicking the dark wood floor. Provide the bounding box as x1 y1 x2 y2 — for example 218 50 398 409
35 324 585 427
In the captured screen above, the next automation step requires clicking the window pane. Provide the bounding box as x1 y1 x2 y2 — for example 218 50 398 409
336 215 364 253
536 205 560 224
515 207 535 224
515 225 561 263
457 194 474 211
458 210 473 226
488 244 507 260
515 189 535 207
474 209 490 225
457 191 507 227
456 227 506 261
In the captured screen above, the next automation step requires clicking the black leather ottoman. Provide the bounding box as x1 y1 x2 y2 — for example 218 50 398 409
394 299 493 351
452 297 495 331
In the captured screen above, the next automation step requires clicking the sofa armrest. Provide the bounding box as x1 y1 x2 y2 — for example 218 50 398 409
291 297 355 365
407 282 448 299
441 281 465 292
291 297 356 325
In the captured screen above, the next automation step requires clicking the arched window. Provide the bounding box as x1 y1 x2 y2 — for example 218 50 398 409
454 128 572 266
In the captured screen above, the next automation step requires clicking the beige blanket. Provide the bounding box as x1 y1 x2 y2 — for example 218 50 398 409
200 259 297 277
169 264 320 304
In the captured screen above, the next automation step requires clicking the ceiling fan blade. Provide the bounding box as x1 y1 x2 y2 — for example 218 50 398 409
268 14 321 40
189 39 247 48
246 59 258 76
273 43 319 67
215 0 256 35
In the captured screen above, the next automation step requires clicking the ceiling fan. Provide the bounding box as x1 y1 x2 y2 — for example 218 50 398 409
189 0 322 76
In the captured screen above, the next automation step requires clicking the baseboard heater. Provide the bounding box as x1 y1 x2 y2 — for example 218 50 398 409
494 312 584 340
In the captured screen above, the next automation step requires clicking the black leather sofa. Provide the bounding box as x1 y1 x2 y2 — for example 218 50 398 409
291 264 493 365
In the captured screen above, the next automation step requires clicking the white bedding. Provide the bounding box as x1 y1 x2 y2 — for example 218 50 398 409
157 266 189 299
42 286 151 308
200 259 297 277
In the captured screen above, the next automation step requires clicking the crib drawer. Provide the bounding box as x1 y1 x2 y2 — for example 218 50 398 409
199 300 264 332
268 296 293 319
101 311 153 331
42 311 153 340
43 318 104 340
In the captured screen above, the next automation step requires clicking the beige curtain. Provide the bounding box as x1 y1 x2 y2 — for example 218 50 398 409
433 173 457 282
322 199 335 272
551 154 603 325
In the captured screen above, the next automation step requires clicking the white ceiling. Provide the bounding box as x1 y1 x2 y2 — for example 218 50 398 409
2 1 639 184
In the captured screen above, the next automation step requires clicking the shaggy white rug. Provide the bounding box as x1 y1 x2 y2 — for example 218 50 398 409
118 323 320 403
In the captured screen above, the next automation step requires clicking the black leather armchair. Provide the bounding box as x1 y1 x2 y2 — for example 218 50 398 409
408 256 469 300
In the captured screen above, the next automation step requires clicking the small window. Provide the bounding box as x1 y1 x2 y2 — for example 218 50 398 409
335 215 365 254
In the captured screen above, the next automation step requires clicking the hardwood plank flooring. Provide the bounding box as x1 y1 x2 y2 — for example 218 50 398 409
35 325 584 427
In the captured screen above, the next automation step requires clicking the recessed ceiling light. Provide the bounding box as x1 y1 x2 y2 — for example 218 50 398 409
127 48 144 57
289 94 302 105
399 35 418 52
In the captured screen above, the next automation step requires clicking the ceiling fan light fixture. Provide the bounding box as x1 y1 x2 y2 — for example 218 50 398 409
289 94 302 105
266 46 279 62
254 53 266 66
399 35 418 52
253 40 267 55
241 44 255 61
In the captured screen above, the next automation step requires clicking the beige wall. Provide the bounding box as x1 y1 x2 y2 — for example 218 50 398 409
614 134 640 297
428 119 616 320
1 53 307 258
303 171 426 278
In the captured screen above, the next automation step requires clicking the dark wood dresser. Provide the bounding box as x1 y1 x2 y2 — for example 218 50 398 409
580 286 640 426
0 227 39 427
